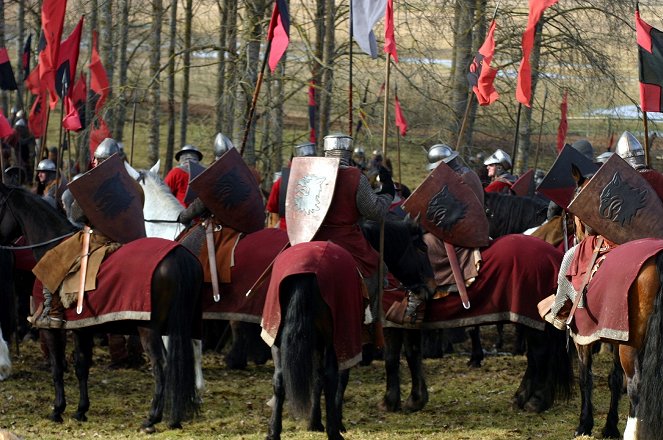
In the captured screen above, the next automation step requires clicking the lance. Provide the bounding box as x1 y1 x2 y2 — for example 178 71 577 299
532 85 548 171
395 82 402 186
240 39 272 157
55 77 68 187
355 80 370 137
512 102 522 168
348 0 354 136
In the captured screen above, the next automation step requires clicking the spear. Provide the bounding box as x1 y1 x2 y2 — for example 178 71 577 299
239 39 271 157
532 86 548 171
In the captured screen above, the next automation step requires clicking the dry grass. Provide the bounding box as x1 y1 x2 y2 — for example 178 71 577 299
0 327 625 440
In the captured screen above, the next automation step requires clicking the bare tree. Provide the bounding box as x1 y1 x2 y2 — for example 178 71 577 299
179 0 192 146
318 0 335 138
222 0 238 138
166 0 176 172
100 0 114 128
114 0 130 143
148 0 162 166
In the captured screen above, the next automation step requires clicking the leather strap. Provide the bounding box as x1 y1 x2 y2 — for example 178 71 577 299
566 236 604 326
443 241 471 309
245 242 290 297
205 221 221 302
76 226 91 314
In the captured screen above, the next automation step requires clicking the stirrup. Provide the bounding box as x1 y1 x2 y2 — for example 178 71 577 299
30 315 65 329
543 311 567 331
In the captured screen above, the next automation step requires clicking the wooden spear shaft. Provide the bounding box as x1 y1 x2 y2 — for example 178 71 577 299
455 91 474 157
240 39 272 157
130 100 137 166
533 86 548 171
512 102 522 169
644 111 650 167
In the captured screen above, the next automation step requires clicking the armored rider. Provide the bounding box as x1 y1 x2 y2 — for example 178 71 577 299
484 148 516 193
614 131 663 202
35 159 59 208
165 144 205 207
266 142 317 231
387 144 484 325
313 134 395 322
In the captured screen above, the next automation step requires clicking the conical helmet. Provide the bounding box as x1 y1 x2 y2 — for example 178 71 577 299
483 148 512 169
214 133 235 159
614 131 645 169
94 138 121 161
427 144 458 171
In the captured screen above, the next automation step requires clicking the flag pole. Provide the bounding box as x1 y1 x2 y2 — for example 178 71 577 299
395 83 402 187
512 102 522 169
240 39 272 157
455 91 473 157
533 85 548 171
643 110 650 166
56 82 67 186
130 99 137 166
348 0 354 136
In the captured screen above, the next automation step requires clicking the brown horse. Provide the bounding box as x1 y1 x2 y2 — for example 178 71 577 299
568 217 663 440
0 184 203 432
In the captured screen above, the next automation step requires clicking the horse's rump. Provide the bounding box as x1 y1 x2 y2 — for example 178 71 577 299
568 238 663 345
201 228 289 321
261 241 364 370
384 235 563 330
33 238 182 329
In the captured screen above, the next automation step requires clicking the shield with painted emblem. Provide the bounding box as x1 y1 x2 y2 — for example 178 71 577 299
568 154 663 244
511 169 534 197
537 144 599 209
402 161 489 248
183 160 206 205
278 167 290 217
189 147 265 233
285 157 339 245
68 153 146 243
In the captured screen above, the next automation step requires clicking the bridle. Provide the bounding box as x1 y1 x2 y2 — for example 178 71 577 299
0 187 75 250
135 170 181 225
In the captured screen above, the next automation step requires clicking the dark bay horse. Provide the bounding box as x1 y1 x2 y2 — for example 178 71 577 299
361 219 573 414
0 184 202 432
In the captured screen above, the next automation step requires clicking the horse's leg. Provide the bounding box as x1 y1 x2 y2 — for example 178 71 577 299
225 320 248 370
307 353 324 432
380 327 403 412
620 345 640 440
248 322 271 366
335 369 349 433
601 344 623 439
42 329 67 422
322 346 343 440
402 329 428 412
140 327 166 433
467 326 484 368
495 323 504 351
192 339 205 398
267 346 285 440
574 343 595 437
513 324 527 355
72 330 93 422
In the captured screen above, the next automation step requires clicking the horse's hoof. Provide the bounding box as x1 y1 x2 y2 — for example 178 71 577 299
141 425 157 434
601 426 620 439
49 412 64 423
523 396 545 413
403 394 429 412
378 397 400 412
73 412 87 422
307 421 324 432
168 421 182 429
466 359 482 368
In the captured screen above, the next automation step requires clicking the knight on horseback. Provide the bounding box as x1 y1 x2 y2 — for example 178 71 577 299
35 159 59 208
29 145 145 329
387 144 486 325
615 131 663 202
165 144 205 207
266 142 317 230
484 148 516 193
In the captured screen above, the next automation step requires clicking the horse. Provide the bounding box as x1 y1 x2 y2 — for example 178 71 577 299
0 183 203 432
361 219 574 414
262 240 393 440
0 248 14 380
559 217 663 440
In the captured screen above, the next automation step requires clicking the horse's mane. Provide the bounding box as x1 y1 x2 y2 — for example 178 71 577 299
484 192 548 237
139 169 184 213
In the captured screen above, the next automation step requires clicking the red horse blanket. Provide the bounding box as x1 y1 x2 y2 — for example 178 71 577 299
33 238 180 329
570 238 663 344
261 241 364 370
384 235 563 330
201 228 289 322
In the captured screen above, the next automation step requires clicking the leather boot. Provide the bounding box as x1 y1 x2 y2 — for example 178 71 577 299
28 288 65 329
385 290 426 326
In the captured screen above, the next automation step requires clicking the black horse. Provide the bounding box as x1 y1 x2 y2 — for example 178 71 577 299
484 192 548 238
361 218 573 414
0 184 202 432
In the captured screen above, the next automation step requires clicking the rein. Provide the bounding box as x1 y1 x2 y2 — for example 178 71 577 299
0 232 76 250
145 218 180 224
135 170 182 225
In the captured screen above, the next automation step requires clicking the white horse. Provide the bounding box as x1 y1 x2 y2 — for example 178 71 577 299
124 161 205 395
0 327 11 381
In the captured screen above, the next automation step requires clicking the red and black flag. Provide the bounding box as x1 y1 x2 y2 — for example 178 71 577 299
89 115 111 159
38 0 67 108
0 48 18 91
636 9 663 112
28 92 49 138
56 16 84 98
25 64 42 96
467 19 499 106
308 80 316 143
384 0 398 62
0 111 13 138
71 72 87 127
89 31 109 112
267 0 290 72
22 34 32 75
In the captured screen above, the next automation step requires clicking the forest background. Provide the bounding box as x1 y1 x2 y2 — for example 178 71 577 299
2 0 663 190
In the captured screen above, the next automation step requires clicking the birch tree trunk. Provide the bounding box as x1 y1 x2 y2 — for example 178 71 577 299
312 0 325 151
215 0 228 133
222 0 237 138
318 0 335 138
81 0 99 172
464 0 487 154
100 0 114 128
114 0 130 142
450 0 474 147
166 0 177 172
179 0 193 146
148 0 163 166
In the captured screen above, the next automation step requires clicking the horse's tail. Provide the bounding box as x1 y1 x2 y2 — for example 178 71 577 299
280 274 317 418
164 246 202 423
545 323 574 403
636 252 663 440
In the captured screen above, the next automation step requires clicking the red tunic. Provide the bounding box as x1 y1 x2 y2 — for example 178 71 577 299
266 177 287 230
639 168 663 203
164 166 189 207
313 167 379 277
485 177 513 194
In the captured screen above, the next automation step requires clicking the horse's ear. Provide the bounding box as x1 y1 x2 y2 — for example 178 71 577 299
124 161 140 180
403 212 421 229
150 160 161 175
